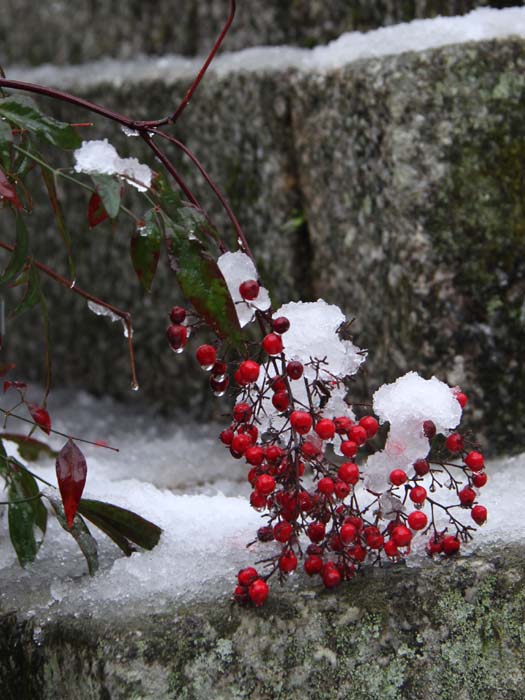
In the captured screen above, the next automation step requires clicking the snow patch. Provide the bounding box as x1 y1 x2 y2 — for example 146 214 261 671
74 139 152 191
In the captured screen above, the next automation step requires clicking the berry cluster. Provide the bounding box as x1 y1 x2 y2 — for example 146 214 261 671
167 282 488 608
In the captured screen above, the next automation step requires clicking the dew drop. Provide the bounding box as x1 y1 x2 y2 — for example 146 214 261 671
131 381 140 392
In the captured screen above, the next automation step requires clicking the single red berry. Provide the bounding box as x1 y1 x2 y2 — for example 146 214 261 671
196 344 217 369
238 360 260 383
329 534 344 552
233 402 252 423
301 440 321 459
307 522 326 543
391 525 412 547
286 361 303 380
458 486 476 506
307 544 323 557
169 306 186 324
409 486 427 505
426 535 444 556
166 324 187 352
257 525 274 542
272 316 290 334
290 411 312 435
263 333 283 356
348 425 367 446
390 469 408 486
358 415 379 438
335 480 350 500
239 424 258 442
210 376 229 395
455 391 468 408
340 440 358 458
334 416 354 434
279 550 298 574
340 522 357 544
472 472 487 488
238 567 258 586
219 428 234 445
322 566 341 589
465 451 484 472
414 458 430 476
315 419 336 441
407 511 428 531
304 555 323 576
384 539 400 559
233 585 249 603
270 376 287 392
245 445 265 466
248 578 269 606
256 474 276 496
442 536 460 555
250 490 267 510
471 505 487 525
446 433 464 453
266 445 284 463
211 360 227 377
239 279 259 301
423 420 436 439
338 462 359 485
273 521 293 543
349 544 367 562
231 433 252 455
272 390 290 412
318 477 335 496
235 369 249 386
298 490 313 511
345 516 363 532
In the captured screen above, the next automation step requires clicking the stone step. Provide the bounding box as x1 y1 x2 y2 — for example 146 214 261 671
0 0 520 66
2 13 525 452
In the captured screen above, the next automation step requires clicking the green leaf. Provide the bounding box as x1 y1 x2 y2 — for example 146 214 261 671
91 174 121 219
0 439 7 475
41 167 75 279
46 490 99 575
130 209 161 292
13 465 47 537
0 432 57 461
0 212 28 285
0 119 12 143
7 465 46 567
0 96 81 149
10 263 41 317
78 498 162 554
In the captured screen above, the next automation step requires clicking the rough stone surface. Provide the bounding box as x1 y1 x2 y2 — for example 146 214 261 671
1 545 525 699
0 0 522 66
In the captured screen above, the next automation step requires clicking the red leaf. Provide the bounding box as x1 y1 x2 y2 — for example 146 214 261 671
27 403 51 435
0 168 23 210
87 193 108 228
3 380 27 393
56 439 87 528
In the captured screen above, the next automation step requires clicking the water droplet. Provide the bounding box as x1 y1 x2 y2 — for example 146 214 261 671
69 279 76 289
121 125 139 137
174 347 185 355
213 390 227 397
131 381 140 392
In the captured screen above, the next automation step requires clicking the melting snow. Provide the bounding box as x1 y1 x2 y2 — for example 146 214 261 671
74 139 152 191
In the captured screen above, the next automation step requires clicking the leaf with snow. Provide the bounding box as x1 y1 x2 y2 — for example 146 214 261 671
74 139 152 192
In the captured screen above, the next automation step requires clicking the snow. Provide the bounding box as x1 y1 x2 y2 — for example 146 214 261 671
7 8 525 89
74 139 152 192
0 388 523 620
217 251 271 327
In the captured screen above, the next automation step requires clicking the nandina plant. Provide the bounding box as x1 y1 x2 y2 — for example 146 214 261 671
0 1 488 600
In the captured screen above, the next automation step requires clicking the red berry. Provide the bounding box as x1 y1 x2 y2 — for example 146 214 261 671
472 472 487 488
390 469 407 486
322 566 341 588
169 306 186 324
367 532 385 550
442 535 460 555
301 440 321 459
231 433 252 455
233 585 249 603
239 424 258 442
270 376 287 392
211 360 227 377
256 474 276 496
219 428 234 445
248 578 269 606
348 425 367 446
458 486 476 506
274 521 293 543
349 544 367 562
298 490 313 511
338 462 359 485
409 486 427 505
471 505 487 525
446 433 464 453
340 440 358 458
272 390 290 412
423 420 436 439
345 516 363 532
465 451 484 472
245 445 264 466
250 490 267 510
166 324 187 352
263 333 283 356
239 279 259 301
272 316 290 334
196 344 216 369
286 361 303 380
279 550 298 573
304 555 323 576
391 525 412 547
290 411 312 435
307 522 326 543
315 419 336 441
359 415 379 438
334 416 353 434
455 392 468 408
235 369 249 386
257 526 274 542
384 539 400 559
238 360 260 383
238 567 258 586
340 522 357 544
210 376 229 395
318 477 335 496
426 535 444 556
233 402 252 423
407 511 428 531
335 480 350 500
266 445 284 463
414 459 430 476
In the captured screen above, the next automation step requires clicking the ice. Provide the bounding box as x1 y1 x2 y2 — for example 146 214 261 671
87 300 132 338
74 139 152 192
217 251 271 327
8 8 525 90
